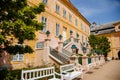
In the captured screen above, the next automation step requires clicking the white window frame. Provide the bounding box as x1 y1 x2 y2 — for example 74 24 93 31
56 4 60 13
12 53 24 61
75 19 78 26
81 23 83 29
69 14 72 21
63 9 66 18
85 26 86 32
36 42 44 49
56 23 60 36
42 17 47 32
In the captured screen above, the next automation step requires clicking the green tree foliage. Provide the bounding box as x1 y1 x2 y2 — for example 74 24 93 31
88 35 111 57
88 35 98 49
0 0 45 55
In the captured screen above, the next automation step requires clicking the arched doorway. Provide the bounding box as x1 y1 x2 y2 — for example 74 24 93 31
118 51 120 60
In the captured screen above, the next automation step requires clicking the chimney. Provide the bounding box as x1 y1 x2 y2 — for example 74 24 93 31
90 22 97 30
92 22 97 27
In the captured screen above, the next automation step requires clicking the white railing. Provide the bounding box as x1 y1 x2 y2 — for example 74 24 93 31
62 48 73 57
21 67 61 80
60 64 83 80
50 47 70 63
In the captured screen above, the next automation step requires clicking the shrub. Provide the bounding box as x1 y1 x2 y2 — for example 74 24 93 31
77 54 83 56
0 69 21 80
87 53 92 57
78 57 82 65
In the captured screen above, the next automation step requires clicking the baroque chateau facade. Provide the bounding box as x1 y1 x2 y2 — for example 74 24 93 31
0 0 90 69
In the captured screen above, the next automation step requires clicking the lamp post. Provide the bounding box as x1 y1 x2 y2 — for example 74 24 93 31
70 30 73 36
58 34 62 40
71 44 77 54
82 47 87 54
81 42 87 54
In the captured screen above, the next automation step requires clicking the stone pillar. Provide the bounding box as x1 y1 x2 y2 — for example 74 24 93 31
91 55 96 66
70 55 79 66
44 38 51 64
58 40 63 53
101 55 105 64
70 35 74 43
81 55 88 71
95 55 99 65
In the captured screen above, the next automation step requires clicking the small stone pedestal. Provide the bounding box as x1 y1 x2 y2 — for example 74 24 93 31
81 55 88 71
70 35 74 43
101 55 105 63
58 41 63 53
95 55 99 65
70 54 79 66
91 55 96 66
44 38 51 64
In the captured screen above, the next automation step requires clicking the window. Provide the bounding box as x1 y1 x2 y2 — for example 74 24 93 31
36 42 44 49
56 23 60 36
63 10 66 18
85 26 86 32
80 23 83 29
69 14 72 21
42 17 47 32
42 0 48 4
75 19 78 26
56 4 60 13
12 53 24 61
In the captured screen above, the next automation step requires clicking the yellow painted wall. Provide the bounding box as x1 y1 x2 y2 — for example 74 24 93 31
98 28 120 59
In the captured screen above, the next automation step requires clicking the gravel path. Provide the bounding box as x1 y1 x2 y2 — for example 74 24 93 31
82 60 120 80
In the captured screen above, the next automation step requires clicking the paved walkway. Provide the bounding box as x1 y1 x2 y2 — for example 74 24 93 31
83 60 120 80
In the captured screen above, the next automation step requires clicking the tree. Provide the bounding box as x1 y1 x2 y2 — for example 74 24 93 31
0 0 45 55
88 35 98 49
98 36 111 57
88 35 111 58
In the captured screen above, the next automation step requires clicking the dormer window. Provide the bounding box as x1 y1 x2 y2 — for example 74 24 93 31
95 30 98 33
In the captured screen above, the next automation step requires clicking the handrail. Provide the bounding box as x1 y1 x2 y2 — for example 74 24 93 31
50 47 70 63
74 38 79 43
62 48 73 57
63 38 71 47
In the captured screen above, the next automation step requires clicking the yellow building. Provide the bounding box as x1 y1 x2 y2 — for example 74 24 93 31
91 21 120 59
0 0 90 69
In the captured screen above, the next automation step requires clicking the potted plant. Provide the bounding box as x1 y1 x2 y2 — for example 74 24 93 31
58 34 62 40
70 30 73 35
46 30 50 37
76 33 79 38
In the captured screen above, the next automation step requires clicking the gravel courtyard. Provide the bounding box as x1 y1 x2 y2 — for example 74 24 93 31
83 60 120 80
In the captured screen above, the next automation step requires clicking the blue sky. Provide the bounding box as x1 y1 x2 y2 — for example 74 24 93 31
70 0 120 24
